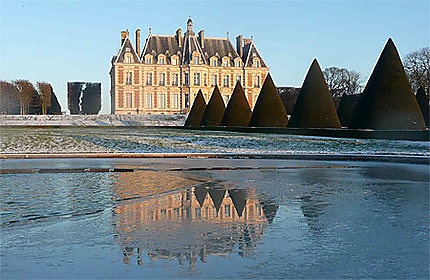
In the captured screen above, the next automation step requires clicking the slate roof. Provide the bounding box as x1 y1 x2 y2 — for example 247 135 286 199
141 35 181 61
115 37 140 64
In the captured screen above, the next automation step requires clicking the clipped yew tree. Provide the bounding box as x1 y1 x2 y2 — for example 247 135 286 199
337 93 360 127
249 74 288 127
184 90 206 126
415 87 429 127
288 59 341 128
200 85 225 126
351 38 425 130
221 81 252 126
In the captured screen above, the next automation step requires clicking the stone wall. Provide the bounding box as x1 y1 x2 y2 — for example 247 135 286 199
0 114 186 126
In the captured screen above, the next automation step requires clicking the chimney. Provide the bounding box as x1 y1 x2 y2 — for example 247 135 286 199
135 29 141 56
176 28 182 48
236 35 243 57
198 30 205 48
121 31 127 45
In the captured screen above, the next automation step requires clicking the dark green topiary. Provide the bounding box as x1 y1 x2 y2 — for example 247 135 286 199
200 85 225 126
184 90 206 126
351 38 426 130
249 74 288 127
228 189 247 217
415 87 429 127
208 187 226 213
221 81 252 126
288 59 341 128
337 93 360 127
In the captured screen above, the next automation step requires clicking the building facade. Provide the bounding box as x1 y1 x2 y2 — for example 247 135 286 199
110 18 270 115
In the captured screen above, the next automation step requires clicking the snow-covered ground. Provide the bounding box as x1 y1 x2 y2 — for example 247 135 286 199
1 127 429 156
0 114 186 126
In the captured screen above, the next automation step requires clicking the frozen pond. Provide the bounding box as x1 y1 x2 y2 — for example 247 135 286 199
1 127 429 157
1 158 428 278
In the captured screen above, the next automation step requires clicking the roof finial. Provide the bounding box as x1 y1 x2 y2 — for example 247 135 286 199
251 35 253 41
227 31 229 39
149 27 151 35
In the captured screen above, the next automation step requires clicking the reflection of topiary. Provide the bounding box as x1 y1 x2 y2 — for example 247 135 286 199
200 85 225 126
184 90 206 126
415 87 429 127
337 93 360 128
351 39 425 130
221 81 252 126
288 59 341 128
249 74 287 127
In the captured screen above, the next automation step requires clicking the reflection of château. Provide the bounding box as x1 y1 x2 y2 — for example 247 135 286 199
112 170 278 270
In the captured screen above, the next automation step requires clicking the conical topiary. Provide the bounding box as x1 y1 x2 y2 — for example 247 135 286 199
288 59 341 128
221 81 252 126
200 85 225 126
337 93 360 127
415 87 429 127
350 38 426 130
184 90 206 126
249 74 288 127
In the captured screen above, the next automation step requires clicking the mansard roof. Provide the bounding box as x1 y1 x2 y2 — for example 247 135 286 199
114 37 141 64
202 37 240 61
181 34 206 64
141 35 181 60
243 41 267 67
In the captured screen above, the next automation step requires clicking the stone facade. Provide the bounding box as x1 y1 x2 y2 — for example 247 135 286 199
110 18 270 115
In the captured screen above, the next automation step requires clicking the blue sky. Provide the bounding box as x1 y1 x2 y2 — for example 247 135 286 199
1 0 428 114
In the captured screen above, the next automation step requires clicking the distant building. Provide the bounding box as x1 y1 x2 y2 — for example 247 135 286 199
110 18 270 115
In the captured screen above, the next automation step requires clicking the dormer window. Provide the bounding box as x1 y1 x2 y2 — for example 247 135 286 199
235 60 241 68
223 59 229 67
159 57 165 65
253 59 260 68
211 59 217 67
172 58 177 65
126 56 132 64
194 57 199 65
145 56 152 64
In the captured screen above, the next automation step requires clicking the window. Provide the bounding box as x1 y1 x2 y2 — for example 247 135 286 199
161 209 167 219
236 75 242 84
172 58 177 65
158 94 166 108
254 59 260 67
159 73 166 86
223 60 229 67
126 93 133 108
172 73 179 86
225 205 231 217
145 93 153 108
255 75 261 88
126 56 132 63
185 93 189 108
146 57 152 64
204 74 207 86
159 57 165 65
126 72 132 85
195 208 201 219
194 57 199 65
211 59 217 67
146 73 152 85
172 94 179 108
184 73 189 86
235 60 241 68
211 74 218 86
223 95 230 105
212 207 218 218
174 208 180 218
223 75 230 87
193 73 201 86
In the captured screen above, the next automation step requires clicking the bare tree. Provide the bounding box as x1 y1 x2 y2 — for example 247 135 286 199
403 47 430 94
15 80 36 114
0 81 20 114
323 67 362 97
37 82 52 115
